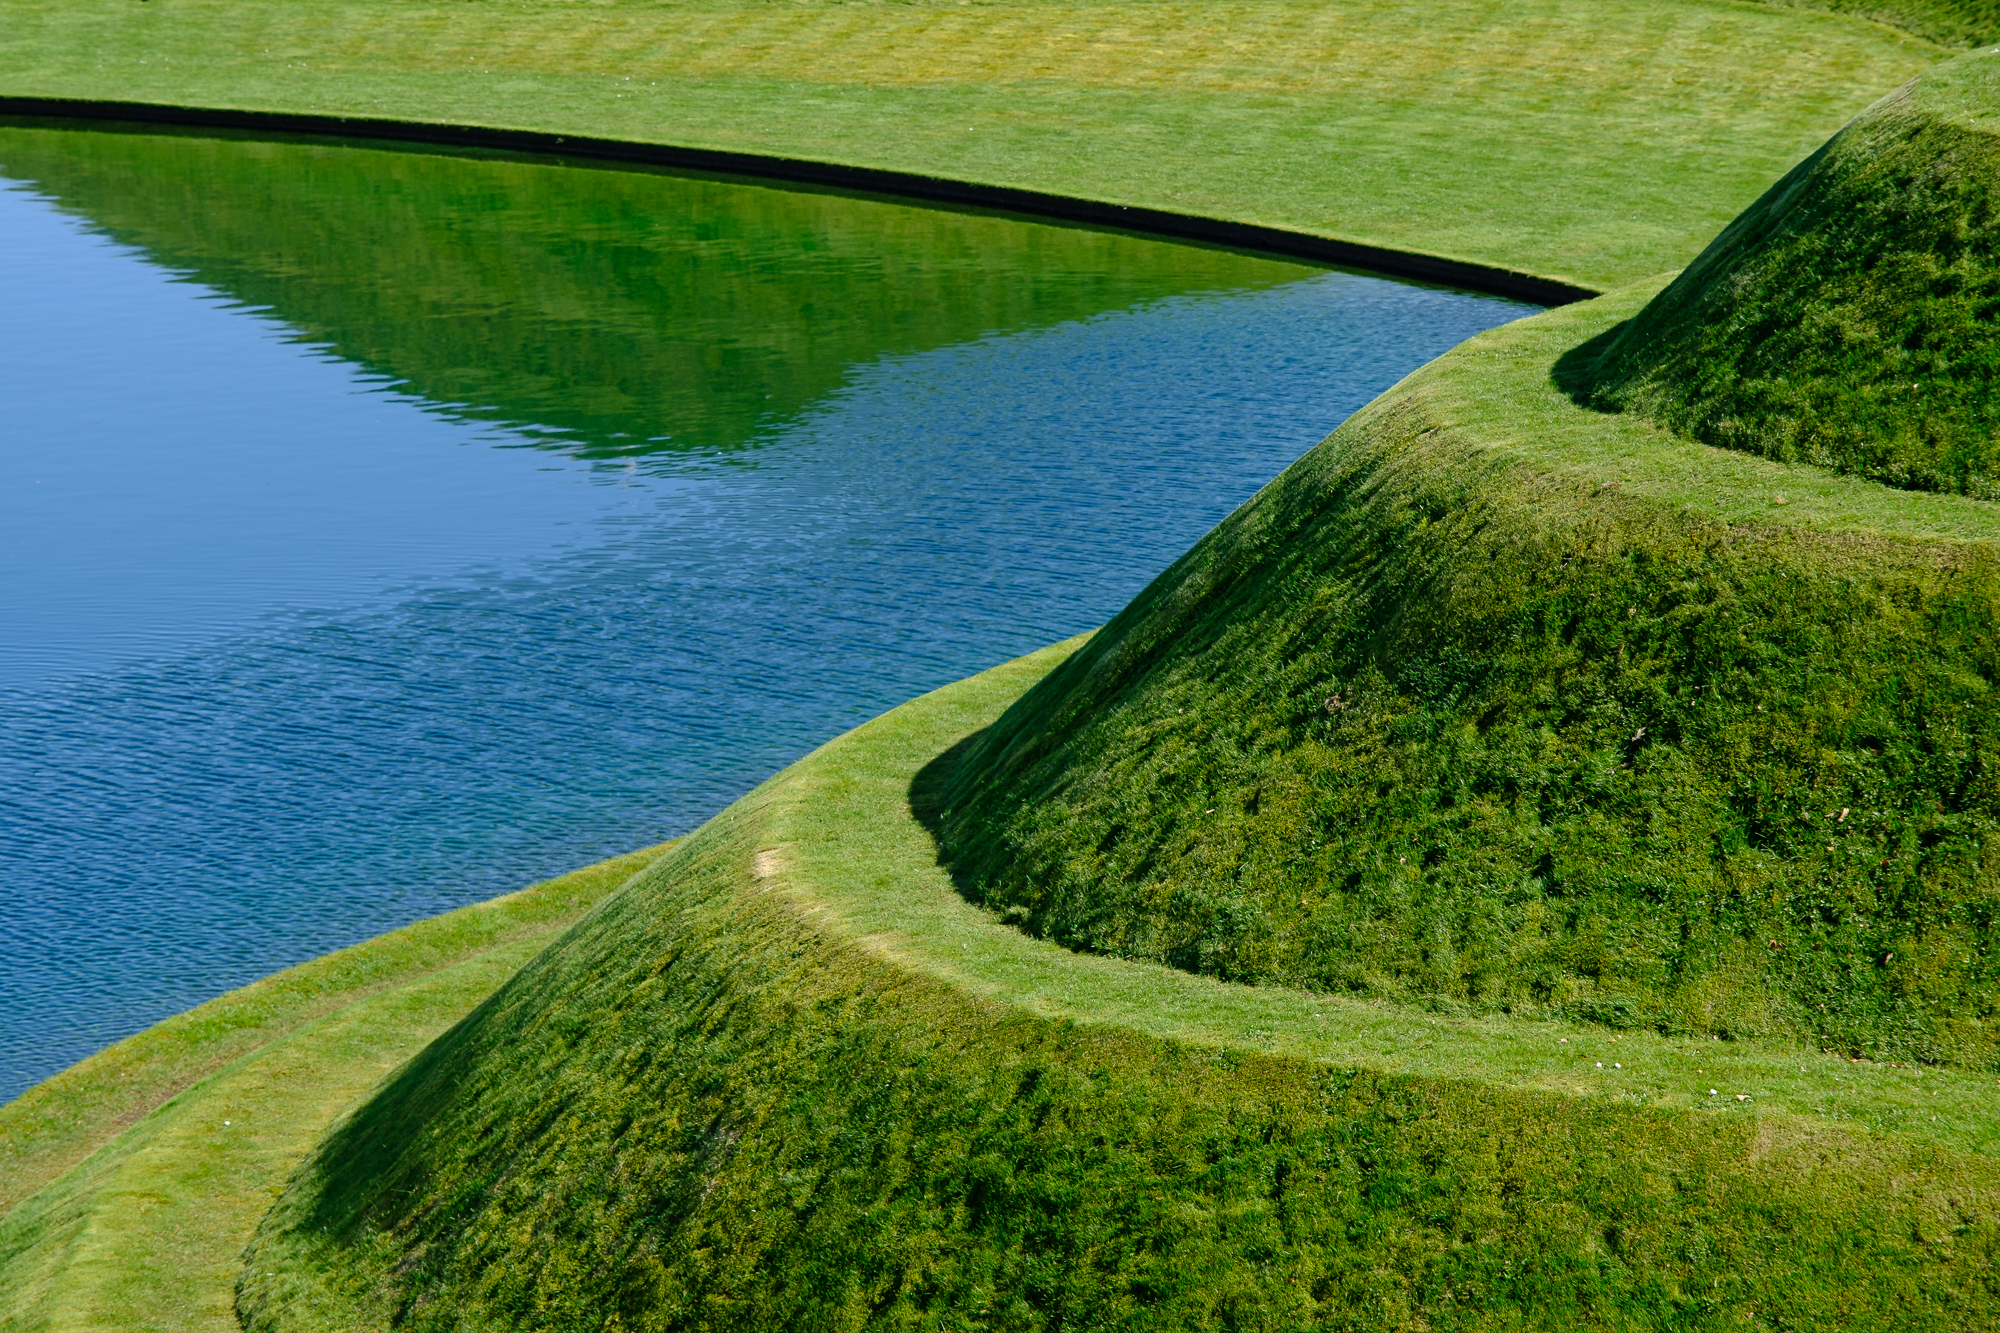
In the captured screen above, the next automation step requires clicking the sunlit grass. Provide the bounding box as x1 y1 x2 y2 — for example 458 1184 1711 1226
243 620 2000 1328
775 634 2000 1155
0 0 1949 287
0 848 660 1331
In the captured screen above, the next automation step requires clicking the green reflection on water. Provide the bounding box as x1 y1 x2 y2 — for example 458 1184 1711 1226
0 123 1320 458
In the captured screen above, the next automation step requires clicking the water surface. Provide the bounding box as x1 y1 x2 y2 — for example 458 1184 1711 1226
0 123 1530 1100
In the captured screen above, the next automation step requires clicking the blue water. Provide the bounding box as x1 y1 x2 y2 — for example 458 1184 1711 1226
0 129 1530 1101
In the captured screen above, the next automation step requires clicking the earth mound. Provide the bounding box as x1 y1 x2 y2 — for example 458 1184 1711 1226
1579 51 2000 497
239 647 2000 1332
930 60 2000 1068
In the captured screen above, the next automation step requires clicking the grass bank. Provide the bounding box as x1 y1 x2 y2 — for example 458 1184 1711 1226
0 0 1958 290
241 635 2000 1330
32 268 2000 1321
1585 49 2000 495
932 50 2000 1070
0 848 661 1332
936 285 2000 1069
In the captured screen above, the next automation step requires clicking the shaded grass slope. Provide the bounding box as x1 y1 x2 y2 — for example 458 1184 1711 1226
0 848 658 1332
242 644 2000 1332
932 228 2000 1070
1583 51 2000 497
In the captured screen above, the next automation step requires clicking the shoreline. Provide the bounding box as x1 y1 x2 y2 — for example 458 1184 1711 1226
0 96 1597 306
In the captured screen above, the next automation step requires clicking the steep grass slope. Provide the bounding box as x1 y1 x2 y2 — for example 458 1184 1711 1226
932 61 2000 1069
242 641 2000 1332
0 849 658 1332
1583 53 2000 496
0 0 1947 289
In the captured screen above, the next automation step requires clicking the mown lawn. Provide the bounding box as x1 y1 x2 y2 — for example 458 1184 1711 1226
0 0 1953 287
6 2 1998 1326
0 848 661 1332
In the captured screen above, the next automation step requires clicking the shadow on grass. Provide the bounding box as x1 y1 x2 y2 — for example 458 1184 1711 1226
1548 320 1627 407
908 728 1005 916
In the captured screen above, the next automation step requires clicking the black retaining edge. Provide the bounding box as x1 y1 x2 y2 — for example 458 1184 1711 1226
0 96 1600 307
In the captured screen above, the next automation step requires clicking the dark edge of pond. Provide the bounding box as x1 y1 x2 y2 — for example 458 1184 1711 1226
0 95 1599 308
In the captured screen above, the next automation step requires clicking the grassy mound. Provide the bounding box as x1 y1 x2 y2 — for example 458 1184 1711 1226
241 642 2000 1332
1581 51 2000 496
1774 0 2000 49
931 243 2000 1069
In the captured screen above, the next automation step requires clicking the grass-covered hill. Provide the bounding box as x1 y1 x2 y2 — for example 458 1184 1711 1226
1580 53 2000 496
241 643 2000 1332
15 4 2000 1330
931 52 2000 1073
0 848 661 1331
1795 0 2000 48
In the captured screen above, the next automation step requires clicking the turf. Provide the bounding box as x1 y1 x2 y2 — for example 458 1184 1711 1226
238 639 2000 1332
7 1 2000 1325
0 0 1957 290
931 231 2000 1071
0 847 661 1332
1770 0 2000 48
1581 50 2000 497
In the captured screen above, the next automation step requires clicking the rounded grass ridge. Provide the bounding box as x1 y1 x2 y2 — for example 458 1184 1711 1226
1581 49 2000 497
931 259 2000 1070
240 644 2000 1332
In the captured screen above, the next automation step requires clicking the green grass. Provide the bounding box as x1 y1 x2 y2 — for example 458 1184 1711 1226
1767 0 2000 47
238 639 2000 1331
33 275 2000 1324
933 230 2000 1070
0 0 1963 290
1583 50 2000 496
9 1 2000 1324
0 848 661 1331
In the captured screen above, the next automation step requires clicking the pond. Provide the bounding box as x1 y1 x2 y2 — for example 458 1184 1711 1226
0 121 1531 1101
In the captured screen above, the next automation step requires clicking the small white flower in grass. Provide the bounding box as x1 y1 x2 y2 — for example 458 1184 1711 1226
1709 1089 1718 1096
1596 1062 1603 1068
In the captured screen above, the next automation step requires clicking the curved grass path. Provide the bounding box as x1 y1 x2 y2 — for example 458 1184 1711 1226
763 292 2000 1153
775 642 2000 1154
0 0 1954 290
0 848 664 1332
5 5 1999 1314
246 481 2000 1326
